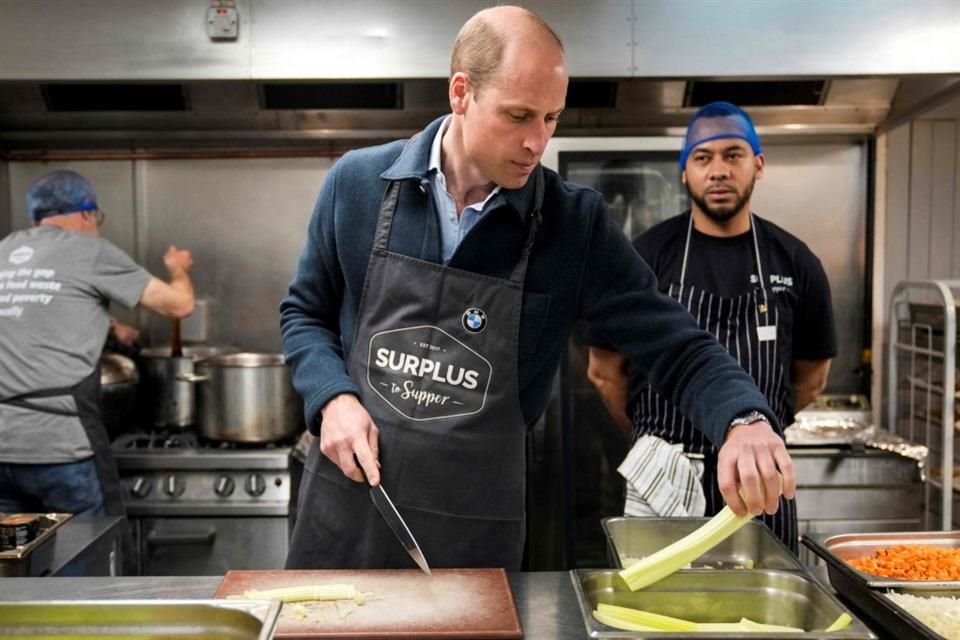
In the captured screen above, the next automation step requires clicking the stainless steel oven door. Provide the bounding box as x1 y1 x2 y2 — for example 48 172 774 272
134 517 288 576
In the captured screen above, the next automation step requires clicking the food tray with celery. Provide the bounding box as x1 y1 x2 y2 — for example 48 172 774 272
571 568 874 638
604 516 803 571
577 502 870 637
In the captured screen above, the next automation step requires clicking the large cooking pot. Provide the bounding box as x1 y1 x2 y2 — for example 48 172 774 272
184 352 304 443
137 344 237 427
99 352 139 440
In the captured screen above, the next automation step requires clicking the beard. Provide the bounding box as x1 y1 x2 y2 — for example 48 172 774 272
687 178 756 224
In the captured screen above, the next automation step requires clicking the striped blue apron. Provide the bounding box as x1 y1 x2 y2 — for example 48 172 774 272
632 213 797 552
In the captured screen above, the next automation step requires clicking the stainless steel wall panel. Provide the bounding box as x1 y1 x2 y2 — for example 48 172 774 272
138 157 331 351
0 0 957 81
247 0 632 79
930 121 957 279
631 0 960 77
751 142 867 394
907 122 934 279
882 126 911 313
0 0 250 81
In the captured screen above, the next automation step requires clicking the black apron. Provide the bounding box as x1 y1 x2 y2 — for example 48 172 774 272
633 213 797 552
287 169 543 570
0 367 126 517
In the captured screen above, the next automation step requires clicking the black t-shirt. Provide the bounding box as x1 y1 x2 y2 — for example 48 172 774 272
590 211 837 431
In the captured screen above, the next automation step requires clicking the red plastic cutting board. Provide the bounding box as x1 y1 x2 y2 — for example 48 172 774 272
214 568 523 639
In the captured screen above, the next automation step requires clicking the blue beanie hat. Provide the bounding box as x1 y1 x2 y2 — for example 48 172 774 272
679 102 762 169
25 170 99 222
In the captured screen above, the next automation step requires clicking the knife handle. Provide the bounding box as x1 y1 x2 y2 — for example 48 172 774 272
353 453 378 486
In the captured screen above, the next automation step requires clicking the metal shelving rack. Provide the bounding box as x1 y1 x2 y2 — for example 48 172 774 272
887 280 960 529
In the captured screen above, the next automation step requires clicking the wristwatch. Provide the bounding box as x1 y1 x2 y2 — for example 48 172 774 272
729 410 770 428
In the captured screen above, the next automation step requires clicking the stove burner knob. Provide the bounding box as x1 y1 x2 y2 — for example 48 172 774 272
164 474 186 498
245 473 267 497
130 476 152 498
214 475 236 497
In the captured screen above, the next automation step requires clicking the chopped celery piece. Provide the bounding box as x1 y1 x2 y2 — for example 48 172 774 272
592 609 659 632
825 612 853 632
240 583 365 604
619 505 752 590
738 617 803 632
596 603 698 631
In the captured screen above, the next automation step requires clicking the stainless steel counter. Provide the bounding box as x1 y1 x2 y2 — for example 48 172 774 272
49 517 125 576
0 572 585 640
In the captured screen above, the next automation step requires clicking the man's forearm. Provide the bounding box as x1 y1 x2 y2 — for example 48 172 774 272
792 358 832 413
168 267 194 301
586 348 633 433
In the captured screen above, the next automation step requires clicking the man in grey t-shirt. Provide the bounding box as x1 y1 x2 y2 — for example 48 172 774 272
0 170 196 518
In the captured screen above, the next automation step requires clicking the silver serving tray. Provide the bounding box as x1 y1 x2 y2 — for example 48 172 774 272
0 513 72 577
785 419 870 446
571 568 875 638
813 530 960 588
802 533 960 640
603 517 803 571
0 599 280 639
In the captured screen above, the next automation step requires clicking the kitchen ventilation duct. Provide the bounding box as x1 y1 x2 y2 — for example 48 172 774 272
686 81 828 107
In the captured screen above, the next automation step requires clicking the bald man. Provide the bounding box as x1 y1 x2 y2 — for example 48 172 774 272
281 5 795 570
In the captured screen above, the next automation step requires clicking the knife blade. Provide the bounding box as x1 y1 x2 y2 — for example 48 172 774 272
369 482 432 575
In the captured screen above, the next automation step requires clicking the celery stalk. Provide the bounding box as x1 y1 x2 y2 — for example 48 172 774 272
239 583 365 604
619 505 752 590
738 617 803 632
592 609 659 632
825 612 852 632
595 602 698 631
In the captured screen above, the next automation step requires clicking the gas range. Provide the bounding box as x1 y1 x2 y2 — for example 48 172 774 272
112 429 293 517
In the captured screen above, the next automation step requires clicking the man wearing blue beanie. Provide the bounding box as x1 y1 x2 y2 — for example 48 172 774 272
587 102 836 551
0 169 196 519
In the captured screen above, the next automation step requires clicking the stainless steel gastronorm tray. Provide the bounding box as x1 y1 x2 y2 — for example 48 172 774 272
0 599 281 639
571 568 875 639
802 532 960 640
0 513 72 577
603 517 804 571
810 530 960 588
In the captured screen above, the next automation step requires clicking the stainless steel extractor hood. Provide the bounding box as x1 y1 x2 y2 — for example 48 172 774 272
0 0 958 153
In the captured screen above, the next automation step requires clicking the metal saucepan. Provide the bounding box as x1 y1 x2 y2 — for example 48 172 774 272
99 352 139 440
137 345 237 428
178 353 304 443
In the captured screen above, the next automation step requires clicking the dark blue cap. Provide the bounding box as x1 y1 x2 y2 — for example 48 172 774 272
680 102 762 169
25 170 99 222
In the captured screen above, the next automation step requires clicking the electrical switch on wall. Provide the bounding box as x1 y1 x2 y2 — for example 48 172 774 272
207 2 239 41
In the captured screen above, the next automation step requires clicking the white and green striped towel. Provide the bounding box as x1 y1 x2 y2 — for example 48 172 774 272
618 435 706 517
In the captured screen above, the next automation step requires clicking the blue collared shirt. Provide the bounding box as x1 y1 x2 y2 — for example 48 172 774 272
428 116 501 264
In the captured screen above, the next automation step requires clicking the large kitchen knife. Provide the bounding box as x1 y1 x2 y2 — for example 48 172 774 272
369 482 432 575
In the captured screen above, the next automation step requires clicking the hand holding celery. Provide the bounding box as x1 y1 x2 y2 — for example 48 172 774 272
618 504 752 590
619 477 785 591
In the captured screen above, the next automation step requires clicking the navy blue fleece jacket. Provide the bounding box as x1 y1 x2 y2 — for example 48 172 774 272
280 117 777 444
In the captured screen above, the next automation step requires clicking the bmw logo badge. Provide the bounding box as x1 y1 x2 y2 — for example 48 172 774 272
462 307 487 334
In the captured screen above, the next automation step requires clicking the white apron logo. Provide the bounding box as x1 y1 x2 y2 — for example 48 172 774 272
8 246 33 265
461 307 486 334
367 325 492 421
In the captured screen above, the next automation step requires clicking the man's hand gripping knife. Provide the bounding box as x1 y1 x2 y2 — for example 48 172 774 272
319 394 381 486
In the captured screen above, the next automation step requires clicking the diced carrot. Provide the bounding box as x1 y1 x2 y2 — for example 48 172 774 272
849 545 960 581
